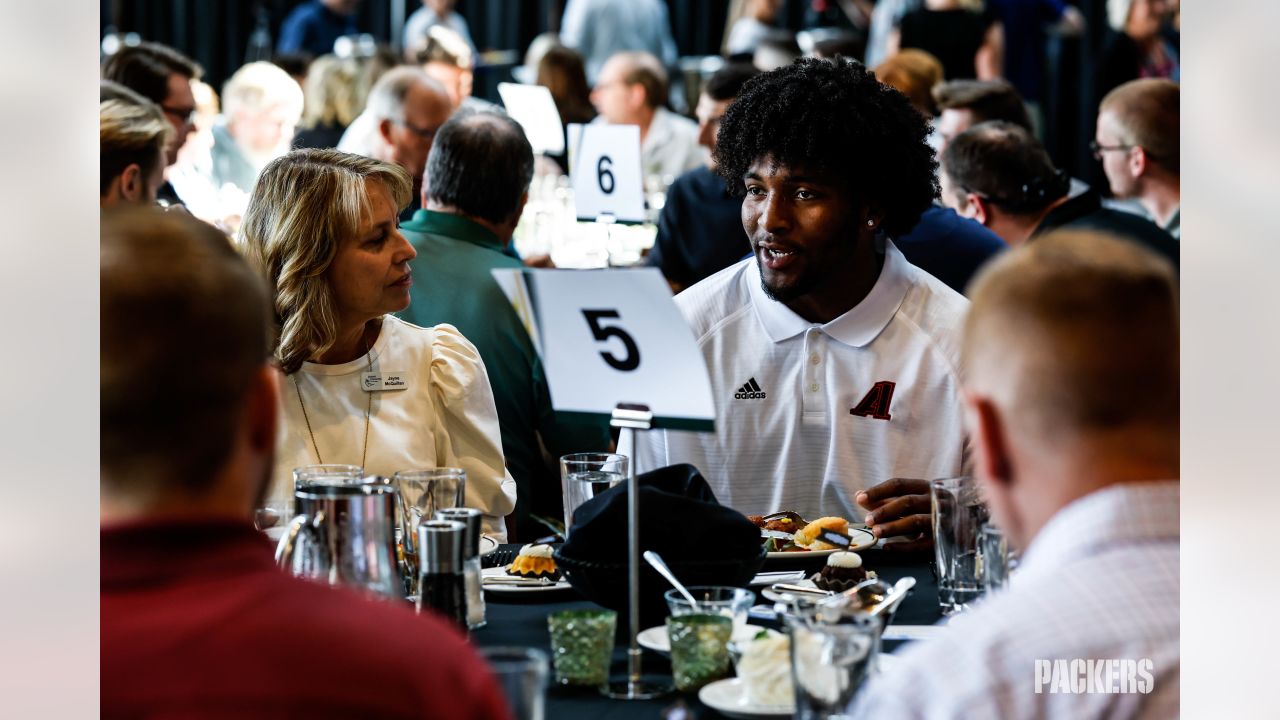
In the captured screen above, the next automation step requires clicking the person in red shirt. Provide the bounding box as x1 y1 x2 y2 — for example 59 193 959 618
100 208 511 720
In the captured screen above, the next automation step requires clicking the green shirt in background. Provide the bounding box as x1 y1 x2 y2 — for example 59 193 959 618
397 210 611 541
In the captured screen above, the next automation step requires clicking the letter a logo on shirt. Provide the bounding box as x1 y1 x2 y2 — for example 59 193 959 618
850 381 896 421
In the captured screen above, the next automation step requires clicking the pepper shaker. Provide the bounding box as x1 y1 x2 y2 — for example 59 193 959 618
416 519 468 631
435 507 486 630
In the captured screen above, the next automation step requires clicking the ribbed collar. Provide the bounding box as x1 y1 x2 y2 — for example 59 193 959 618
747 239 912 348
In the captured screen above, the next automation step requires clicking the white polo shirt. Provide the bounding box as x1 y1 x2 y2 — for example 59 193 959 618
630 240 970 521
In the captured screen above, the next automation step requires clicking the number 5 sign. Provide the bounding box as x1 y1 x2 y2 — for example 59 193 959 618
569 123 647 223
490 267 715 431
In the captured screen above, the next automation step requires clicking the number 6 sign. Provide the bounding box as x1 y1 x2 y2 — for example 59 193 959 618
569 123 647 223
491 267 716 431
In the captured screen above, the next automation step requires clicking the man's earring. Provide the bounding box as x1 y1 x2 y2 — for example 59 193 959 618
866 220 875 227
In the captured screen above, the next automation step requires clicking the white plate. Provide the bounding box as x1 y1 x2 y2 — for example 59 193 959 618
479 536 498 555
764 526 876 559
637 623 779 655
480 566 571 593
698 678 792 719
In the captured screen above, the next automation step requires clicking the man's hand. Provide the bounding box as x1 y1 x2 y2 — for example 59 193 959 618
856 478 933 552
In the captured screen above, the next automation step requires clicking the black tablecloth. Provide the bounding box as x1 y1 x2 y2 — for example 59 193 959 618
471 546 942 719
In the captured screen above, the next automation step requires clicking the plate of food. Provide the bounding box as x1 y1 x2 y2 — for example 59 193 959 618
698 678 792 719
480 543 572 593
700 631 794 718
748 514 876 559
760 550 877 603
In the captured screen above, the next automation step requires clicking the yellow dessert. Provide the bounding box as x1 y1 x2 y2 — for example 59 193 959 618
793 517 850 550
506 543 559 579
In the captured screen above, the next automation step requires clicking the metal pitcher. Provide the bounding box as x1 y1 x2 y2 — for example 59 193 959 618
275 475 402 598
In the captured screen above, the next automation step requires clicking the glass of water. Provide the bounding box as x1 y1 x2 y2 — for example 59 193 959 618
978 524 1018 593
560 453 627 534
930 475 990 615
479 646 549 720
789 612 880 719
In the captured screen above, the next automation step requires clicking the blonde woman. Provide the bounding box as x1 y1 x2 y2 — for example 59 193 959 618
239 148 517 540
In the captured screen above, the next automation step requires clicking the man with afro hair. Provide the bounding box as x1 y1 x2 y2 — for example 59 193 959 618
630 57 970 549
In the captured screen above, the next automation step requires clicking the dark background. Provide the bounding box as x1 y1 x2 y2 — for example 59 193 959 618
100 0 1112 179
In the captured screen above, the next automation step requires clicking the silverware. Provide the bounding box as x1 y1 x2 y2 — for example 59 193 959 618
770 583 835 597
482 576 557 586
868 577 916 618
643 550 699 609
481 549 516 569
760 510 806 525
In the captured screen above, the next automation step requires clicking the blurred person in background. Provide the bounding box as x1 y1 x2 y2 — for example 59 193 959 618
362 66 453 220
932 78 1032 152
591 51 705 181
647 62 760 293
101 40 202 207
272 51 315 88
852 230 1179 718
416 25 501 113
940 120 1177 268
535 44 595 174
560 0 678 85
726 0 789 57
1095 78 1180 238
101 208 511 719
1097 0 1178 106
336 45 404 158
238 149 517 540
399 111 612 540
277 0 360 57
985 0 1083 116
752 35 803 72
889 0 1004 81
403 0 476 61
294 54 361 149
865 0 922 67
100 98 173 210
875 48 945 118
208 61 305 197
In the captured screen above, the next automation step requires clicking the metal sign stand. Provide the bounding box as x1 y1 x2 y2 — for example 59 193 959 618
604 403 670 700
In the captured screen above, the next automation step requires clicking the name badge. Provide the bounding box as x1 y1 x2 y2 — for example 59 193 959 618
361 372 410 392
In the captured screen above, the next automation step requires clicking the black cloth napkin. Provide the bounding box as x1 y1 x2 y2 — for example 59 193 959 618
559 463 761 563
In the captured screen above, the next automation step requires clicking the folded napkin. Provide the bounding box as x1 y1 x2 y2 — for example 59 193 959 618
559 463 762 564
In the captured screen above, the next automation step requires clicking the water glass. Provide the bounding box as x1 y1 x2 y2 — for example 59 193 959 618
930 475 990 614
394 469 466 590
479 646 549 720
560 453 626 533
789 613 880 719
664 586 754 636
666 613 733 692
547 609 617 688
978 525 1018 593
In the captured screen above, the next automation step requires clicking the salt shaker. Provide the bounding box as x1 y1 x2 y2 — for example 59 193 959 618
435 507 486 630
416 519 468 631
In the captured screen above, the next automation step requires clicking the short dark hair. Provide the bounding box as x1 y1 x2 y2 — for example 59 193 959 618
101 41 202 105
713 57 938 238
942 121 1069 216
703 62 760 102
425 111 534 225
933 79 1032 131
101 209 271 495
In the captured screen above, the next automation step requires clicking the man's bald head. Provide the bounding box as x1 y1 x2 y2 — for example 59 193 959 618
102 209 273 501
963 229 1178 444
592 51 668 123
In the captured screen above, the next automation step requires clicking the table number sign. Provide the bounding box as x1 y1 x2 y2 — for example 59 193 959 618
491 267 715 431
497 82 565 155
568 123 647 223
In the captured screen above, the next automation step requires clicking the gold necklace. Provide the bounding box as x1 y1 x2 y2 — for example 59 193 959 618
293 336 374 468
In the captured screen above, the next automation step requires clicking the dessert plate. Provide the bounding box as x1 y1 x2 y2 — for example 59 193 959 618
764 526 876 559
698 678 792 719
637 624 779 655
480 566 571 593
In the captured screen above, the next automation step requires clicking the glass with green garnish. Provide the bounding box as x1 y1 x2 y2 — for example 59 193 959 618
666 613 733 691
547 609 616 688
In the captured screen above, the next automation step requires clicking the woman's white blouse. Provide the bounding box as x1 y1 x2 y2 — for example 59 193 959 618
272 316 517 540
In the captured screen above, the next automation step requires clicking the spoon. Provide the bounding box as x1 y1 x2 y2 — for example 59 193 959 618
868 576 916 618
643 550 699 610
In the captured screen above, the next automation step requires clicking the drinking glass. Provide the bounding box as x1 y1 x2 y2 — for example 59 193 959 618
267 465 364 540
978 525 1018 593
664 586 754 636
666 613 733 692
931 476 990 614
479 647 549 720
547 609 617 688
560 453 626 533
394 468 466 591
789 613 880 719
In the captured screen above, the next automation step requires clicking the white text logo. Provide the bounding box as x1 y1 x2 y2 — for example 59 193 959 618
1034 659 1154 694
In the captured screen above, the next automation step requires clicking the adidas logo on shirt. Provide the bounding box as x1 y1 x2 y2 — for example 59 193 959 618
734 377 767 400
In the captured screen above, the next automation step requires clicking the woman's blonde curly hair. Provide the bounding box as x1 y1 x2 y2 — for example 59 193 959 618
238 149 411 374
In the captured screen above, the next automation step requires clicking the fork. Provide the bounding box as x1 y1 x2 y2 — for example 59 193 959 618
482 549 516 569
760 510 807 525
